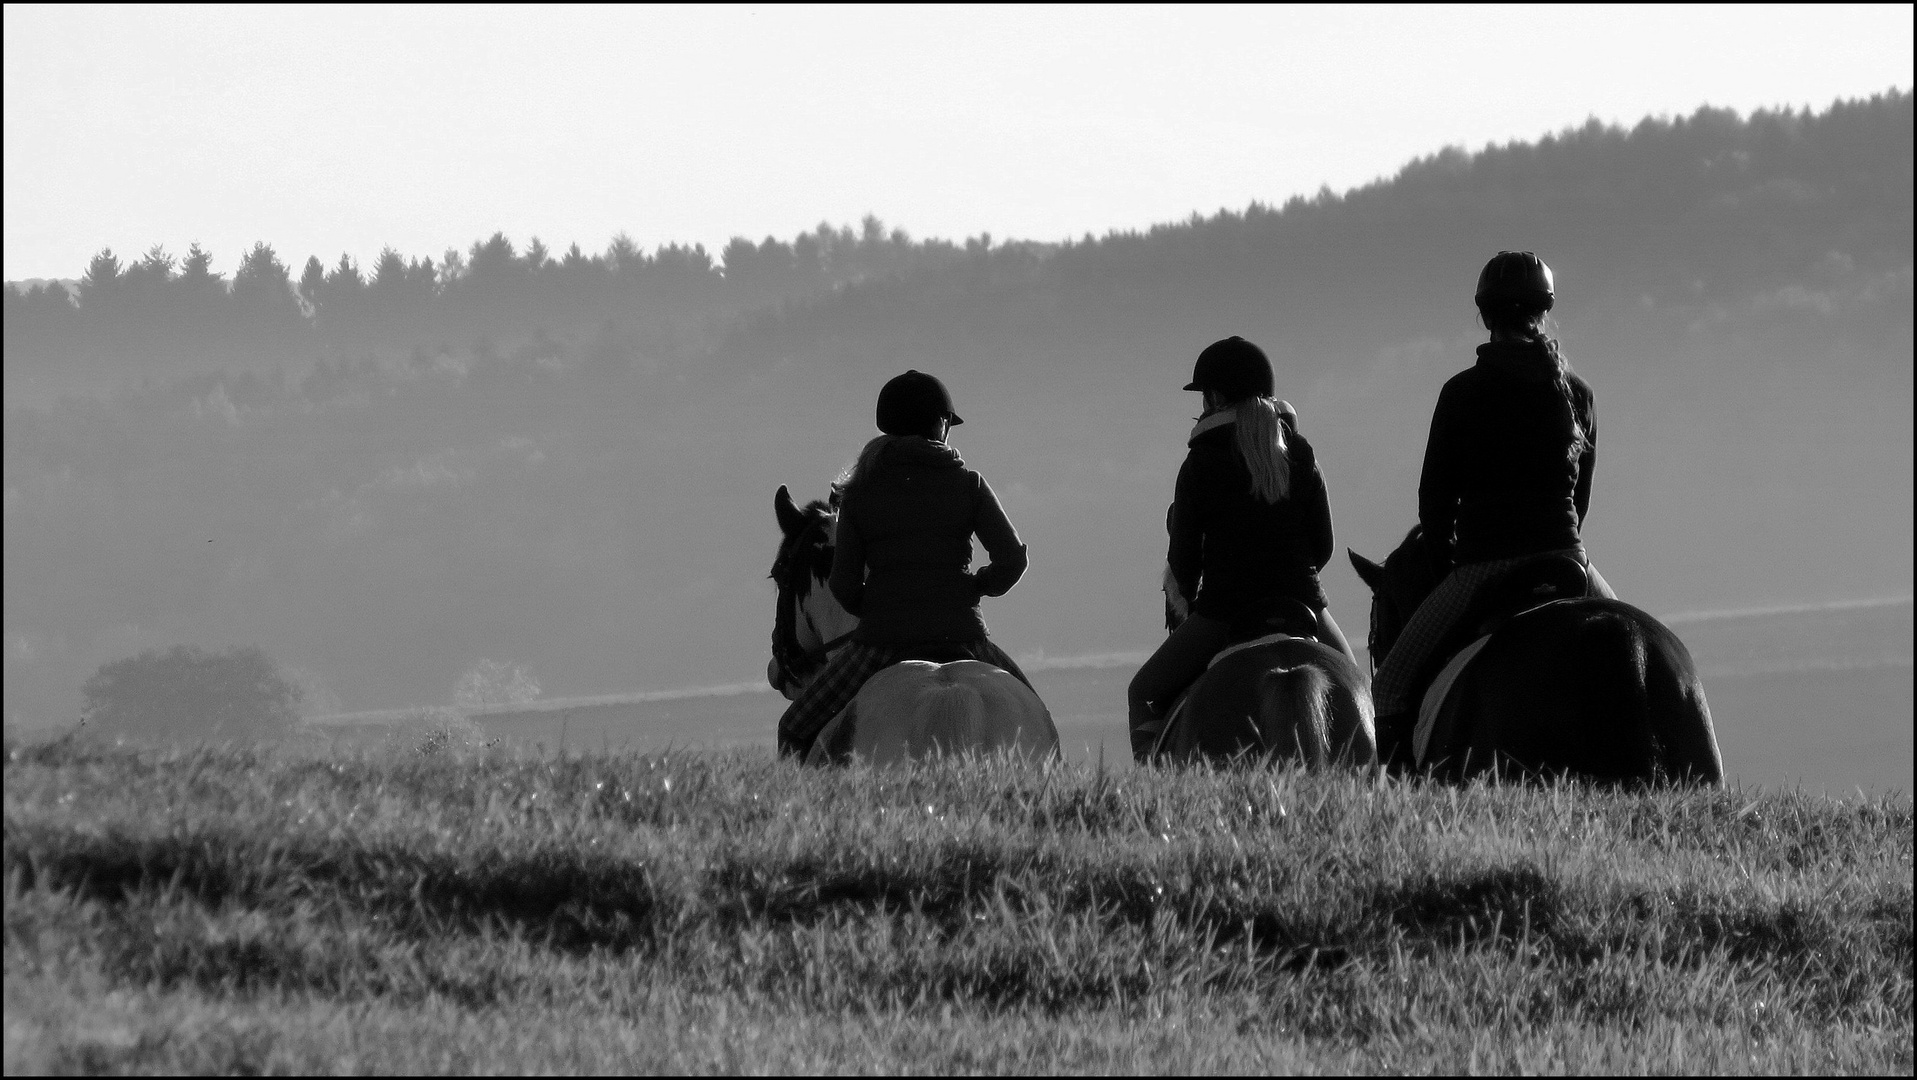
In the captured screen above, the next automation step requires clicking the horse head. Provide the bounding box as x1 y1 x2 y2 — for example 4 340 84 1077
1347 526 1446 673
769 484 859 698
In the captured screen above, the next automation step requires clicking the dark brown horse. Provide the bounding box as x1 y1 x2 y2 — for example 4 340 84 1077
1349 528 1723 784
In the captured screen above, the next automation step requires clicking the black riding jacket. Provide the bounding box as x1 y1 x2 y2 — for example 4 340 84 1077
1168 415 1333 626
830 436 1027 645
1418 339 1597 566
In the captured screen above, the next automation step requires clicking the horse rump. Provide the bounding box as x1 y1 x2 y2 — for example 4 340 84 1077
1156 639 1375 769
1427 599 1722 785
804 660 1058 766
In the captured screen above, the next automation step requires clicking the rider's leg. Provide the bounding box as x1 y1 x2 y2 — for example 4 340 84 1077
776 642 899 759
1375 555 1549 768
1559 546 1619 600
1371 560 1526 717
1315 607 1360 667
965 637 1037 691
1126 613 1232 760
1583 561 1617 599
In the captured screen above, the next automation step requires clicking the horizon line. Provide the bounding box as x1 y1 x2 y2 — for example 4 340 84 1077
304 594 1913 724
1657 594 1913 625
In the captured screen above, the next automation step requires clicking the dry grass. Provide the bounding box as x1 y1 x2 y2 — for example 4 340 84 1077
4 737 1910 1074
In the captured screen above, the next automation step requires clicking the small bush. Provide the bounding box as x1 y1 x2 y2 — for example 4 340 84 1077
281 667 342 718
399 707 492 756
452 660 539 708
79 645 301 741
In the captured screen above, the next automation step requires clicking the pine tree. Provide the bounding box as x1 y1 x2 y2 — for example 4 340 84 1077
78 248 125 311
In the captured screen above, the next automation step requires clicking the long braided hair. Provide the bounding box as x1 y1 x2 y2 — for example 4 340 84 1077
1480 304 1587 463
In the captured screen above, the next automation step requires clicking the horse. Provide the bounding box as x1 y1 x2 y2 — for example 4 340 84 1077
1348 528 1723 785
770 484 1058 765
1146 568 1378 769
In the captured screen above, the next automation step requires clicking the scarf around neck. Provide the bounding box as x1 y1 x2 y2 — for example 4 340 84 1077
876 435 964 471
1189 409 1236 444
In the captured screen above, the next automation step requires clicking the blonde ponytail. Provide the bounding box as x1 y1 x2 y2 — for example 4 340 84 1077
1233 397 1291 503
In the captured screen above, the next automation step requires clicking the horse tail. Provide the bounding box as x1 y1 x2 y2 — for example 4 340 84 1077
916 678 987 753
1258 663 1332 767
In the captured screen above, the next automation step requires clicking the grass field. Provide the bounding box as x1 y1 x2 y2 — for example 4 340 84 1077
4 736 1910 1074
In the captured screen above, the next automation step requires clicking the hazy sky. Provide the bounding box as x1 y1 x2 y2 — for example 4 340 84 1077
4 4 1911 281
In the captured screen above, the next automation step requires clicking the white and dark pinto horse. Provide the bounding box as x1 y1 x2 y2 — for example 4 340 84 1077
770 485 1058 765
1349 528 1723 784
1146 570 1378 769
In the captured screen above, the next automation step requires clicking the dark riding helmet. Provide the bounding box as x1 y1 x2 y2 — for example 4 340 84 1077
876 369 964 435
1474 250 1555 314
1183 336 1274 400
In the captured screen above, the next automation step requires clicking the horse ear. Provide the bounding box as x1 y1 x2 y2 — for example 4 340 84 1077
774 485 805 537
1348 549 1385 591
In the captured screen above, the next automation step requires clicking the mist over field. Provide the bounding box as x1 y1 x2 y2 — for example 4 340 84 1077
4 96 1911 788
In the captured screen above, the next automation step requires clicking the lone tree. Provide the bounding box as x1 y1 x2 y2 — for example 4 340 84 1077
81 645 302 741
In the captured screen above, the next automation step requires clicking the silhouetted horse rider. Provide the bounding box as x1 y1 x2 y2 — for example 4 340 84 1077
1127 336 1359 760
1369 251 1618 750
776 370 1035 759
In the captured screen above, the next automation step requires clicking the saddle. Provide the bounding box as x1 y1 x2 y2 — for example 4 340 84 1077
1460 554 1589 640
896 641 986 666
1409 554 1591 762
1420 554 1588 680
1198 600 1324 671
1224 598 1322 649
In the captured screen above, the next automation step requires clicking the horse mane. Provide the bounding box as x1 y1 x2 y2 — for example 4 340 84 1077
770 498 838 686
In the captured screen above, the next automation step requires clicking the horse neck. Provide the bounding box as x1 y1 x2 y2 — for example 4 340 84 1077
794 570 859 652
1391 544 1440 610
1371 536 1441 664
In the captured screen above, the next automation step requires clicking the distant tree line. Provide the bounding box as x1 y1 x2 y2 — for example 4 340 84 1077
8 94 1905 382
717 93 1913 374
2 217 997 373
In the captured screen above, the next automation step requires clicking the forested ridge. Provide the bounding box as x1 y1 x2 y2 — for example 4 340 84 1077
5 216 1003 385
718 93 1910 382
4 93 1910 727
8 93 1906 388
